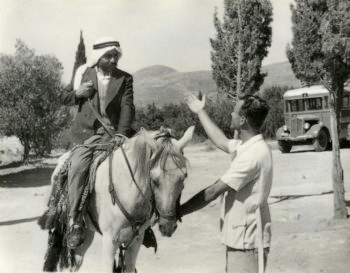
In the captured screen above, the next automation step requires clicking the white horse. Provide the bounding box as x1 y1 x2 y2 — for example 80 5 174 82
40 126 194 272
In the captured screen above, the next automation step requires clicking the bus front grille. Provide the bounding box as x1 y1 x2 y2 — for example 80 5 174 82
290 118 304 137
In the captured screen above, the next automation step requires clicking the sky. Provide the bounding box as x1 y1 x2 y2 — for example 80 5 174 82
0 0 293 83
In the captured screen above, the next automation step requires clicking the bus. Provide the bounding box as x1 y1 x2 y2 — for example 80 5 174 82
276 85 350 153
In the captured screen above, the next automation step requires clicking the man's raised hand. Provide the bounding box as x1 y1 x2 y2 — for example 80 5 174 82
184 93 206 114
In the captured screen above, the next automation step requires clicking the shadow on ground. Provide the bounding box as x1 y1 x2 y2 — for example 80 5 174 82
0 168 54 188
0 216 40 226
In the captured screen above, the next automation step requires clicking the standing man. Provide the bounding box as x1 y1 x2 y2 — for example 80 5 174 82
60 36 135 248
181 93 272 273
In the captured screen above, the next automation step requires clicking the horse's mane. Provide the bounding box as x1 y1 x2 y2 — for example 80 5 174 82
128 130 153 182
150 135 188 172
127 128 187 181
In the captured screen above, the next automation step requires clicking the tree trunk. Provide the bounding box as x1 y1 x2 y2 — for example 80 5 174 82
236 1 242 99
329 94 347 219
23 141 30 165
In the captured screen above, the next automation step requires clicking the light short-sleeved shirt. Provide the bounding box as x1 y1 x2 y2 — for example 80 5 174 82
220 134 273 250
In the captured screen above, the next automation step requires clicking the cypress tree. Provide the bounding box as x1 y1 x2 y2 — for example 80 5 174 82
70 30 87 86
210 0 273 99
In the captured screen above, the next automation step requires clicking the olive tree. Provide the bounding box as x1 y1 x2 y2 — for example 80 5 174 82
0 40 70 161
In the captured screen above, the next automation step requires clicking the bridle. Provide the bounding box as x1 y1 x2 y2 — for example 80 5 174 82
108 129 184 232
150 129 185 222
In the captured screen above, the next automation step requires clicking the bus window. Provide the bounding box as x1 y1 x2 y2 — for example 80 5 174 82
285 101 289 112
290 99 305 112
307 97 323 110
298 99 305 111
324 96 329 109
290 100 297 112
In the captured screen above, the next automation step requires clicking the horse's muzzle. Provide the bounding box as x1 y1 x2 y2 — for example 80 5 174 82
158 217 177 237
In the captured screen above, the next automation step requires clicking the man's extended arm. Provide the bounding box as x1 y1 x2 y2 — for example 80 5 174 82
180 179 231 216
185 93 230 153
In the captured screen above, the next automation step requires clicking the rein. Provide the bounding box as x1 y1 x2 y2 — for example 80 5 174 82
108 152 149 229
109 131 184 230
109 133 178 228
108 145 152 273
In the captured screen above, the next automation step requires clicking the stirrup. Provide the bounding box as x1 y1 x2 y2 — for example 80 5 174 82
142 227 157 253
67 224 85 249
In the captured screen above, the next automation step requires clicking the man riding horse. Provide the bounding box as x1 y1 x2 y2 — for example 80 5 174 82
60 36 135 249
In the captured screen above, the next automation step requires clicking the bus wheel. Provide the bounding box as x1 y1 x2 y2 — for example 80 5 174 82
278 140 292 153
313 129 329 152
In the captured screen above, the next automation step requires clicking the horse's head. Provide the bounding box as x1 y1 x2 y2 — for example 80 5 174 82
147 126 194 237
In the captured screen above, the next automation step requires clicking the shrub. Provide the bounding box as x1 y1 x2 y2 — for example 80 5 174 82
134 96 235 140
260 85 293 139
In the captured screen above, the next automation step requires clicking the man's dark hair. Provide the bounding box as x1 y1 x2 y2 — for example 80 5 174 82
239 95 269 131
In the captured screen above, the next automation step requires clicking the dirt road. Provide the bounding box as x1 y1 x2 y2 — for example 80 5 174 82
0 143 349 273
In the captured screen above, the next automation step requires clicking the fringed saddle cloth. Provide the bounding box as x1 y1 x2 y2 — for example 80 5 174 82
38 142 115 231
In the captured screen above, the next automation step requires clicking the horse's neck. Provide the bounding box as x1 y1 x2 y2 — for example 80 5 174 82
122 146 150 192
112 140 153 211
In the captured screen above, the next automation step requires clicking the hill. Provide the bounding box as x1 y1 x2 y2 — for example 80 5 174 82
133 65 217 107
261 61 301 90
133 62 301 107
133 65 177 79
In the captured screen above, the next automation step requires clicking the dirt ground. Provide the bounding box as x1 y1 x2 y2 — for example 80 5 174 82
0 142 350 273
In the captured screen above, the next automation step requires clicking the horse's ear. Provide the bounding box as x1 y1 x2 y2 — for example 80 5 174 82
177 126 195 151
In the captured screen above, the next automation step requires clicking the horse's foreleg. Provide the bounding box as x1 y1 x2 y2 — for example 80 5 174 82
103 233 119 272
71 229 95 271
123 232 144 273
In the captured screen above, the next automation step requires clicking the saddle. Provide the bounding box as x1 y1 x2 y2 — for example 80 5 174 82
37 143 112 231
